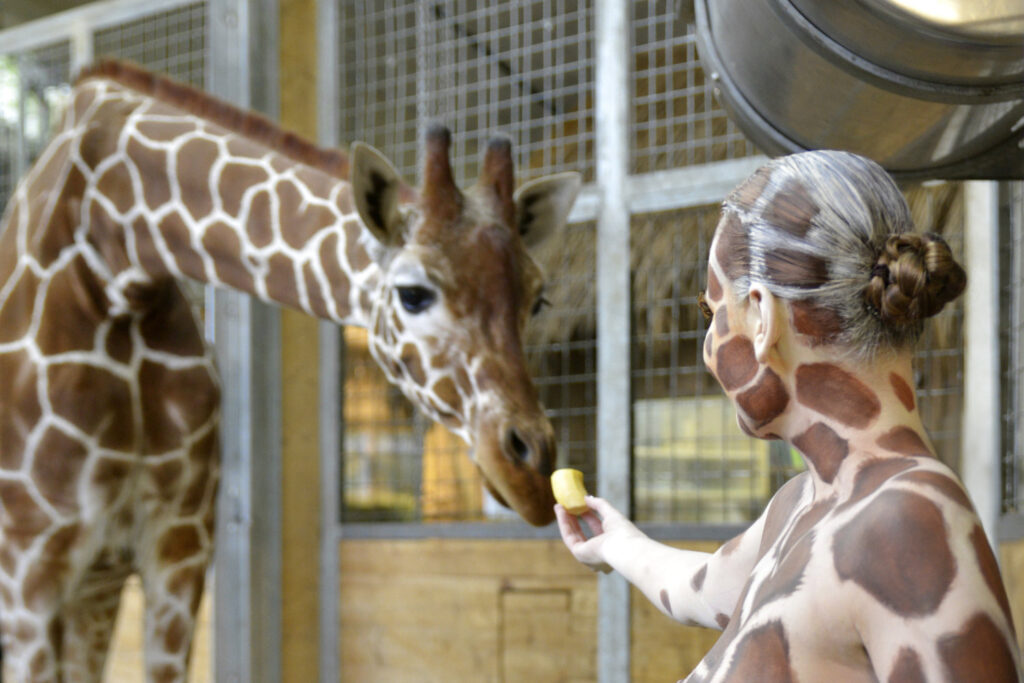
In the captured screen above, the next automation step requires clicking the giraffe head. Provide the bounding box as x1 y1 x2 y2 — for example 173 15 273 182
350 125 580 526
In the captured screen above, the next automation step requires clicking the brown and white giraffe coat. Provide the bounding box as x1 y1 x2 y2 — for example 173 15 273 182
556 170 1020 681
0 61 579 682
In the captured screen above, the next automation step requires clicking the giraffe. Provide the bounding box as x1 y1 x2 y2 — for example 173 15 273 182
0 59 579 682
556 151 1021 681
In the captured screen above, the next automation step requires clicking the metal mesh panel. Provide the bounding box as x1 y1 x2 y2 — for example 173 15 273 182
1004 182 1024 514
630 0 757 173
92 2 207 86
0 42 72 213
337 0 595 184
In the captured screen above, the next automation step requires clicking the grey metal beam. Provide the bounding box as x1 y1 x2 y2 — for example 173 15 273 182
209 0 282 681
595 0 632 680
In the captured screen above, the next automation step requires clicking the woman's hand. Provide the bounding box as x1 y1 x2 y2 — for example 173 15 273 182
555 496 646 573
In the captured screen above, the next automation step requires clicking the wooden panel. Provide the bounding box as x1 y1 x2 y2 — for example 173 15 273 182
999 539 1024 654
339 538 723 682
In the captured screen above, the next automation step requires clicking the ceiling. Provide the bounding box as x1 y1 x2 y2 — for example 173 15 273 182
0 0 93 29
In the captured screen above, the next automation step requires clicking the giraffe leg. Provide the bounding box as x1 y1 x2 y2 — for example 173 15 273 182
59 561 131 683
137 560 208 683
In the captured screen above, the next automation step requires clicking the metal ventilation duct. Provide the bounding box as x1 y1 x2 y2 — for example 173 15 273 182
694 0 1024 180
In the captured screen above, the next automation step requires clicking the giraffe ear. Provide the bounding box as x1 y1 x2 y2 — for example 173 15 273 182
351 142 410 245
513 172 581 250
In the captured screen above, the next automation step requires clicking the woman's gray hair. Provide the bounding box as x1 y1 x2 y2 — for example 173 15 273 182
714 150 965 359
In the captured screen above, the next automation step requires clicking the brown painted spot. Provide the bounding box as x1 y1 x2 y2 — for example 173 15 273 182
789 299 843 346
763 178 819 238
31 428 88 514
720 533 743 556
760 474 809 554
217 162 269 216
127 137 171 210
894 470 971 509
158 525 202 564
876 426 930 456
752 531 813 609
723 620 794 682
736 368 789 428
660 589 672 614
265 252 299 308
795 363 881 428
763 248 829 288
729 166 773 210
715 613 730 629
968 525 1015 629
778 496 835 560
176 138 219 220
714 213 749 282
714 304 729 336
691 564 707 592
888 647 926 683
889 373 915 411
939 613 1017 682
707 269 722 302
834 490 954 616
704 329 713 359
792 422 847 483
842 457 916 509
715 336 758 391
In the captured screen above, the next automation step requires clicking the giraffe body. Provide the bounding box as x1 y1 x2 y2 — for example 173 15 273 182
0 61 578 682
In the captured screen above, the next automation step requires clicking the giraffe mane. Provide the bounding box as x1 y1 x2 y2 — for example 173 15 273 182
76 59 350 180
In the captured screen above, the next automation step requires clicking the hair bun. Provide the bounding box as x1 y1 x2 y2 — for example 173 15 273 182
864 233 966 326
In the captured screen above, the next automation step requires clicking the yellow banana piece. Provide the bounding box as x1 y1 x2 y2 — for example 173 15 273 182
551 468 589 515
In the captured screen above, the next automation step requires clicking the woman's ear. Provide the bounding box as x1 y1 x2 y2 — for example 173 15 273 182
748 284 780 363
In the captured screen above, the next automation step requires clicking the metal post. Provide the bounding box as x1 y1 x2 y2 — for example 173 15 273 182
595 0 631 680
962 180 1001 546
316 1 342 679
209 0 282 681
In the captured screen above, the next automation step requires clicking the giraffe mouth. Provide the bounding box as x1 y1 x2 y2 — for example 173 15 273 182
473 419 557 526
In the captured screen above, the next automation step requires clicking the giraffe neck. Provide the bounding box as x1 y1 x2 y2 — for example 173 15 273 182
58 75 381 327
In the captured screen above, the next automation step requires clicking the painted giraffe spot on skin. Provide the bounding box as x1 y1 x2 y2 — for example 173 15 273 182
894 470 971 509
704 329 713 359
735 368 789 428
660 589 672 614
752 531 814 611
715 336 758 390
795 363 881 428
792 422 848 484
714 304 729 336
760 474 809 554
889 373 915 411
715 613 730 629
876 426 930 456
763 178 819 239
841 457 916 510
729 166 773 209
888 647 926 683
834 490 954 616
722 620 795 682
968 525 1015 628
763 248 829 288
778 496 835 560
707 269 722 302
789 299 843 346
939 613 1017 682
714 213 750 282
691 564 708 592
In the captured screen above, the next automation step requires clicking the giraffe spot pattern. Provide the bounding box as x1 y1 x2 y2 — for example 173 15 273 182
266 252 299 308
707 269 722 302
789 299 843 345
0 269 40 343
714 213 749 282
714 304 729 337
217 161 269 217
203 221 254 294
968 525 1015 628
893 470 971 509
939 613 1017 682
729 166 773 209
876 426 929 456
833 490 955 616
792 422 847 483
735 368 789 428
752 531 814 611
722 620 795 682
175 138 219 220
158 525 202 564
762 178 819 239
795 363 881 428
691 564 708 592
660 589 672 614
759 474 808 554
715 336 758 390
841 457 916 510
126 137 172 209
889 372 915 411
31 428 88 514
887 647 926 683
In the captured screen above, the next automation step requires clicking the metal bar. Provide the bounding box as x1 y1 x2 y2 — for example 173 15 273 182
336 520 745 542
595 0 631 680
962 180 1001 545
209 0 283 681
0 0 199 54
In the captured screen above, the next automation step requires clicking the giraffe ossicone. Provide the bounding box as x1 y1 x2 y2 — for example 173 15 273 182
0 59 578 681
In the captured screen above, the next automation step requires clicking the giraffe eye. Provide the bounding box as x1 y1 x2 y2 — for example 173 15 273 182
531 296 551 317
397 286 436 314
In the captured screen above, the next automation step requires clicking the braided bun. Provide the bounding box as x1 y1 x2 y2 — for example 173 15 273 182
864 233 966 326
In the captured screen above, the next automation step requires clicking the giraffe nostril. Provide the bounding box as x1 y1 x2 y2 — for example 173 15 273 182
507 429 531 463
